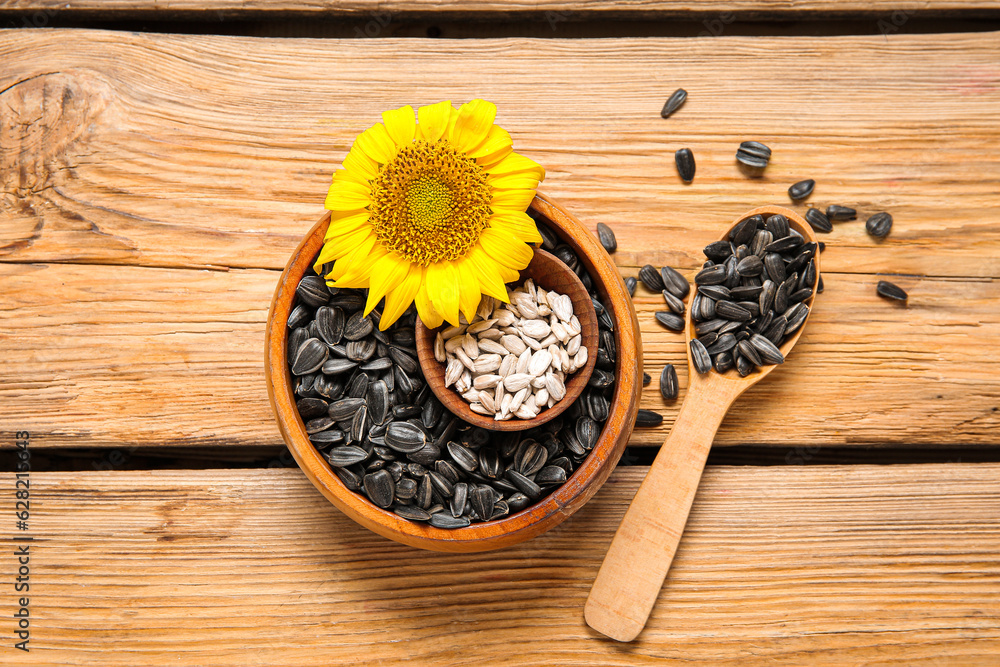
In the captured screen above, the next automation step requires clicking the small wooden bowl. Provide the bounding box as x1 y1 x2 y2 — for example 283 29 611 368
265 192 642 552
414 248 599 431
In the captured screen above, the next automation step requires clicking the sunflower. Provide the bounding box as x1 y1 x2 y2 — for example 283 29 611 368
313 100 545 330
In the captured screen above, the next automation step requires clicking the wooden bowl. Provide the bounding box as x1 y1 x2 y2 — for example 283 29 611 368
265 192 643 552
413 248 599 431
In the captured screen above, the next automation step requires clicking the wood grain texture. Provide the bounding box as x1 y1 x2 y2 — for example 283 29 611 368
1 30 999 449
2 262 998 448
0 30 998 279
1 1 998 17
0 465 998 664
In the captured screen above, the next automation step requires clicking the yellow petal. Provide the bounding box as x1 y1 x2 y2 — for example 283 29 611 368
364 253 412 317
484 151 546 181
381 264 423 330
333 238 386 288
417 100 453 143
327 233 378 282
414 282 444 329
425 261 461 327
465 245 511 302
449 99 497 154
320 226 375 262
455 259 482 323
467 125 512 160
488 174 541 190
324 210 371 241
479 227 534 270
382 105 416 147
325 177 372 210
489 211 543 244
342 145 379 182
354 122 398 164
491 188 536 214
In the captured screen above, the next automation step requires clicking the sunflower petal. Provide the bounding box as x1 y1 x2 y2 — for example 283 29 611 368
417 100 453 143
482 151 546 181
342 145 379 182
479 227 534 270
320 227 375 263
354 122 398 164
425 261 461 327
381 264 422 330
334 240 387 288
325 176 372 210
465 245 511 302
326 233 378 282
488 174 541 190
489 211 543 244
414 282 444 329
491 188 537 214
364 253 412 317
324 210 371 241
468 125 512 161
450 99 497 154
382 105 416 147
455 259 482 323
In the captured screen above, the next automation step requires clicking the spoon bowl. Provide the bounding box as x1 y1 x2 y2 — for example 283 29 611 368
586 205 819 642
415 247 600 431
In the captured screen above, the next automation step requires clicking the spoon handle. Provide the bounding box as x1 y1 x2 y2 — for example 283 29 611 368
585 384 733 642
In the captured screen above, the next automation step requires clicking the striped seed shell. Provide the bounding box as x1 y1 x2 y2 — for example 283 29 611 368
660 364 679 400
660 88 687 118
876 280 907 301
690 339 712 374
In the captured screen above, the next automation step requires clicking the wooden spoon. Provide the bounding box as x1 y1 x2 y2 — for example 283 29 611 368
415 247 599 432
584 205 820 642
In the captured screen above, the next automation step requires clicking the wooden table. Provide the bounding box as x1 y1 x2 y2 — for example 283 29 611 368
2 2 999 664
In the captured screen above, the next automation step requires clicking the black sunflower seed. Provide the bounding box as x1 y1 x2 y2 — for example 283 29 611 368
363 470 394 509
654 311 685 332
296 275 331 307
596 223 617 253
506 470 542 499
328 445 369 468
729 216 760 247
876 280 908 301
749 333 784 365
712 352 734 373
394 505 431 522
660 364 679 400
660 266 690 299
805 208 832 234
765 236 802 254
635 409 663 428
698 284 731 300
384 422 427 453
785 304 809 333
639 264 665 292
296 397 329 420
706 333 736 355
766 215 791 240
735 353 753 377
292 338 328 375
690 339 711 374
429 513 470 529
675 148 696 182
662 290 686 315
826 205 857 221
788 179 815 201
736 255 764 277
624 277 637 297
737 339 762 367
750 230 773 257
660 88 688 118
695 265 727 286
715 301 752 321
642 372 652 386
703 241 733 261
287 304 312 329
866 212 893 239
470 486 495 520
736 141 771 168
759 280 777 314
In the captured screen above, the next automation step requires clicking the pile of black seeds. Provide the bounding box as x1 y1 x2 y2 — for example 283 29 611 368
286 216 618 528
690 212 817 376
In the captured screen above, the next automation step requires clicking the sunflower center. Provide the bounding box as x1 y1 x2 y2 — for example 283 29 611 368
369 140 492 266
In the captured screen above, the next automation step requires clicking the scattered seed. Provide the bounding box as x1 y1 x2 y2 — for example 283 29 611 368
826 205 857 221
654 311 685 332
804 208 832 234
866 212 893 239
876 280 907 301
675 148 696 183
736 141 771 168
660 364 679 400
639 264 665 292
660 88 688 118
596 222 617 253
660 266 691 299
635 409 663 428
788 179 815 201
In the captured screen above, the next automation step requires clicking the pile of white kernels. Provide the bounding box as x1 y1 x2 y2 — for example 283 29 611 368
435 279 587 421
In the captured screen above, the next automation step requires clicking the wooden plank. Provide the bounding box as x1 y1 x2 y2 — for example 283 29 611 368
0 30 998 279
2 262 998 449
2 1 999 18
0 465 998 664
